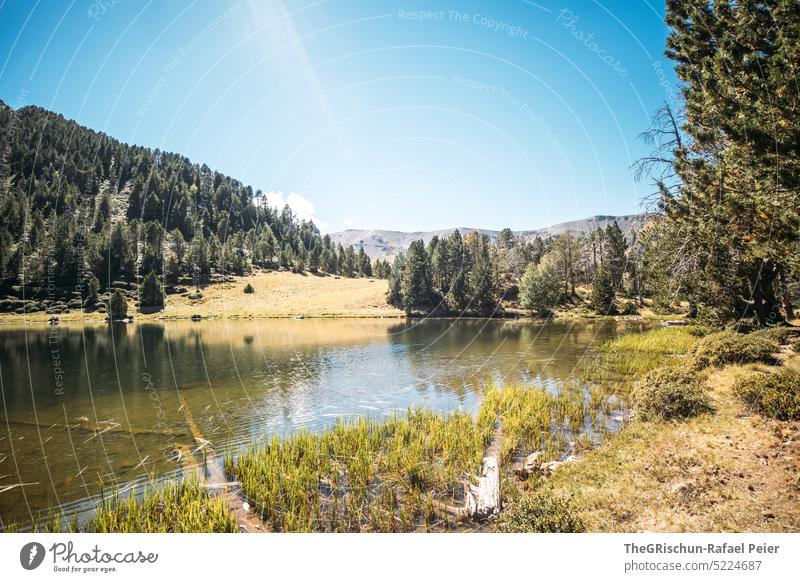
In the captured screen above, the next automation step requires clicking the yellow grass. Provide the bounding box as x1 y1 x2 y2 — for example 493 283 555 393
0 271 403 323
544 356 800 532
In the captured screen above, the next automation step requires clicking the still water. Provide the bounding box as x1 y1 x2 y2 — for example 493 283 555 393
0 318 643 526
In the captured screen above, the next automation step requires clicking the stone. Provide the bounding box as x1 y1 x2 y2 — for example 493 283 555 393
523 452 543 474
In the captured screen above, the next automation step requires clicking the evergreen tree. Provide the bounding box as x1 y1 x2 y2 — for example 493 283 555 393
108 289 128 320
591 263 616 314
603 222 628 290
400 240 431 312
140 271 164 311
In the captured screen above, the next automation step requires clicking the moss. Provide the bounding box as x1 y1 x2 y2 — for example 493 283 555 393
632 365 713 421
687 330 779 370
734 368 800 421
495 492 585 532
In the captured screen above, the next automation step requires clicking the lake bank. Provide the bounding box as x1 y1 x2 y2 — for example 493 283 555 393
0 270 687 325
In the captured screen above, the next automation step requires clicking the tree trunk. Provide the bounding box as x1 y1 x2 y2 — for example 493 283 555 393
778 266 796 321
465 455 500 520
751 261 785 326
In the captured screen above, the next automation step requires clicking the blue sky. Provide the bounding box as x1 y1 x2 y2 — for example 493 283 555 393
0 0 678 232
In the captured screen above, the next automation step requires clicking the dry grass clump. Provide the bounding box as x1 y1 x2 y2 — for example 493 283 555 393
494 492 585 532
734 368 800 421
633 365 713 421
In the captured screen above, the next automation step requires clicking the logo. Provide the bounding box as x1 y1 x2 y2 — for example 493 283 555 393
20 542 46 570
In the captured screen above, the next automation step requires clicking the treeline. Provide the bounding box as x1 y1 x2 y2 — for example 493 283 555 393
0 102 387 313
386 223 632 316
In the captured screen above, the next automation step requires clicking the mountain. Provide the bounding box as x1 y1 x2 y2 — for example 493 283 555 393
329 213 650 260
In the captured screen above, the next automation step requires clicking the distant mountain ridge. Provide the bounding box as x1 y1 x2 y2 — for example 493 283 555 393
329 213 650 260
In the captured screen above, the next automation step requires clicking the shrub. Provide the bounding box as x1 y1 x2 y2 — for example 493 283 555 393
793 339 800 353
633 365 713 421
734 369 800 421
495 493 585 533
749 326 794 345
687 330 779 370
243 283 255 294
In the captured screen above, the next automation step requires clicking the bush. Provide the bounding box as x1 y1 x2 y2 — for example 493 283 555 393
687 330 779 370
633 365 713 421
749 326 794 345
243 283 255 294
793 339 800 352
495 493 585 533
734 369 800 421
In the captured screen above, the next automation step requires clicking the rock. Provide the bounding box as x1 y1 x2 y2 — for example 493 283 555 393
242 501 250 512
539 455 578 477
523 452 543 474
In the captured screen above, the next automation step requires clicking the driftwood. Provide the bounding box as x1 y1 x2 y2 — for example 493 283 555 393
465 455 501 519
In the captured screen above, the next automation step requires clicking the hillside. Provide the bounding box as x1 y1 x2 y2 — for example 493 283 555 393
329 213 650 260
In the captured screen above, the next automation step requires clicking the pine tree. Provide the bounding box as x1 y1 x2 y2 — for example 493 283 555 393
591 263 616 314
108 289 128 320
603 222 628 290
400 240 431 312
140 271 164 311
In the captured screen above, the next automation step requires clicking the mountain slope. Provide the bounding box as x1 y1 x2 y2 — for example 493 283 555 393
329 213 650 260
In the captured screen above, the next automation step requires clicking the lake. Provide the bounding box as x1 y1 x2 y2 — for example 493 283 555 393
0 318 644 527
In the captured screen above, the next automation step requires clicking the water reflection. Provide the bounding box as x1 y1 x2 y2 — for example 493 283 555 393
0 318 643 526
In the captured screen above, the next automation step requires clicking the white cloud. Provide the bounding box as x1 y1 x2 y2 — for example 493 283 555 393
260 190 326 228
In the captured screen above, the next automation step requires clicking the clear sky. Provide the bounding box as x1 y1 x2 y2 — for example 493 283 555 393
0 0 678 233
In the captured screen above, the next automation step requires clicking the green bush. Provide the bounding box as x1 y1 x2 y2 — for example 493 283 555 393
687 330 779 370
793 339 800 352
243 283 255 294
495 493 585 533
734 368 800 421
633 365 713 421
